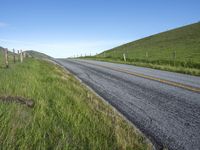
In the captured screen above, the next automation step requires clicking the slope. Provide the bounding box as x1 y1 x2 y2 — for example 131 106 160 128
89 22 200 75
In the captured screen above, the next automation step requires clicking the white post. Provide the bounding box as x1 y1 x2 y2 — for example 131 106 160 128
20 50 23 63
23 52 26 58
4 48 9 68
13 49 16 63
123 53 126 62
146 52 148 58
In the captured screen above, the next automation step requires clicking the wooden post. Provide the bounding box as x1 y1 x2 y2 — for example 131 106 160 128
23 52 26 58
146 51 148 58
4 48 9 68
13 49 16 63
20 50 23 63
123 53 126 62
18 50 20 62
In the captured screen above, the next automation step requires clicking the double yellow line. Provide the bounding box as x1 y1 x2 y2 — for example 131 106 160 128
78 60 200 93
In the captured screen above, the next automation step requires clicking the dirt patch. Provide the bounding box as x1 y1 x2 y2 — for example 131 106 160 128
0 96 35 108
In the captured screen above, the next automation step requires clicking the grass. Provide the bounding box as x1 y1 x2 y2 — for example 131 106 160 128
25 50 52 59
0 50 153 149
83 57 200 76
86 22 200 76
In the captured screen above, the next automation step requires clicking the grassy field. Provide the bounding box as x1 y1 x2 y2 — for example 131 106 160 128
86 22 200 76
0 49 152 150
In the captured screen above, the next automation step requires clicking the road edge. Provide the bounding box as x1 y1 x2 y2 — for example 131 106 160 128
50 59 157 150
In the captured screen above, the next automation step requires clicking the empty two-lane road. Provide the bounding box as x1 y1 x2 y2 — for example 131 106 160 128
56 59 200 150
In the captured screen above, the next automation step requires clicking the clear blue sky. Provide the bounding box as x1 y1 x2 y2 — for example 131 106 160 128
0 0 199 58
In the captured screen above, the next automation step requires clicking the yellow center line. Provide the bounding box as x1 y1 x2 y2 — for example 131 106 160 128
78 60 200 93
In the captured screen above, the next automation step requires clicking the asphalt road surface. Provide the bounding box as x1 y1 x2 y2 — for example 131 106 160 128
56 59 200 150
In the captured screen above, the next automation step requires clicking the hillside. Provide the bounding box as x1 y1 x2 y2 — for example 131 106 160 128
90 22 200 75
26 50 52 59
102 22 200 62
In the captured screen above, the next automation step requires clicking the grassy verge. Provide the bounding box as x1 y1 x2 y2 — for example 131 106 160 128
82 57 200 76
0 57 153 149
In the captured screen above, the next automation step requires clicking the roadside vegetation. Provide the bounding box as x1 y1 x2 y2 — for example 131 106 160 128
0 49 153 149
83 22 200 76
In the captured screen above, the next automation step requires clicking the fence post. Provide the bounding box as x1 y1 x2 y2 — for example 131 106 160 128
20 50 23 63
4 48 9 68
123 53 126 62
18 50 20 62
146 51 148 58
23 52 26 58
13 49 16 63
173 51 176 66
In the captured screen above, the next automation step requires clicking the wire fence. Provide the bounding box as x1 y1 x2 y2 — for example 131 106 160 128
0 48 27 68
96 51 200 69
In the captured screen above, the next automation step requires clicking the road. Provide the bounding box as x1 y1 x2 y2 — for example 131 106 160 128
56 59 200 150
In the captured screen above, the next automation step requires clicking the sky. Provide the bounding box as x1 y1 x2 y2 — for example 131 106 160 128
0 0 200 58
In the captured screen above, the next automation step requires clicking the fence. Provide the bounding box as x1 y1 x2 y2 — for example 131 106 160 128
97 51 200 69
0 48 27 68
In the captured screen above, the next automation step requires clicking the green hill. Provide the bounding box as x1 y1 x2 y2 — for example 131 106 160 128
26 50 52 59
92 22 200 75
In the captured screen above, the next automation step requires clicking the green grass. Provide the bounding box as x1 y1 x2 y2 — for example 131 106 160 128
26 50 52 59
83 57 200 76
0 51 153 149
87 22 200 76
